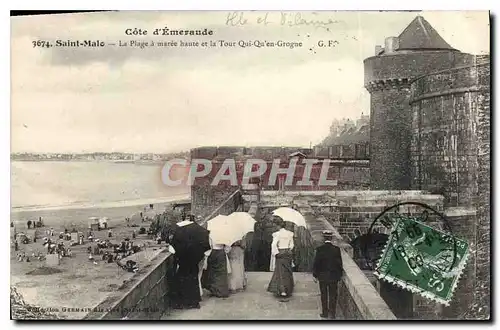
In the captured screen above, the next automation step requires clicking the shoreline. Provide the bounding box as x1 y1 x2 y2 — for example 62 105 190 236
11 194 191 214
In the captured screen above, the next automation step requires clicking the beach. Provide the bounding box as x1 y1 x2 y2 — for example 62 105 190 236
10 161 190 319
10 198 189 319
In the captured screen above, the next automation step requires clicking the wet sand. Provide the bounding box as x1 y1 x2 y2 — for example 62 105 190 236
10 195 190 228
11 194 190 214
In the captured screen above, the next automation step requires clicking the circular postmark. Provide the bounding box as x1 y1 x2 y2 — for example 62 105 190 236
364 202 458 273
362 202 470 305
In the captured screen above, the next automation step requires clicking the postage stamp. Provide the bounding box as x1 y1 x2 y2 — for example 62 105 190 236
374 215 469 306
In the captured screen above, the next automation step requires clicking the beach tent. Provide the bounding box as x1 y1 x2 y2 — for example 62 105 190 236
88 217 100 231
99 217 109 229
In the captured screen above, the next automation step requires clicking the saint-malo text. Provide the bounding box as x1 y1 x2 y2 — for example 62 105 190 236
32 40 106 48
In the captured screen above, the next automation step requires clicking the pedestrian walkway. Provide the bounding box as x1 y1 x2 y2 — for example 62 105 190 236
161 272 343 320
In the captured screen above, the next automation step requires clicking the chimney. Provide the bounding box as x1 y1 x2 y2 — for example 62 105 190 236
384 37 400 54
375 45 383 55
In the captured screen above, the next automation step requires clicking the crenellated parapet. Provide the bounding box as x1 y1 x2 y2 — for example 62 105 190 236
365 78 411 93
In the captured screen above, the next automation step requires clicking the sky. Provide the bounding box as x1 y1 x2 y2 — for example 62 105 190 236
11 11 490 153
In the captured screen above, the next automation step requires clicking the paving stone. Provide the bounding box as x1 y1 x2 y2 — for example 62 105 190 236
162 272 343 320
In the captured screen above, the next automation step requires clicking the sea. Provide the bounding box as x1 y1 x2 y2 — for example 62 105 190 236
11 161 190 212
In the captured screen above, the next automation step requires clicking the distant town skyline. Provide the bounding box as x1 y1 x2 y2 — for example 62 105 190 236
11 11 489 153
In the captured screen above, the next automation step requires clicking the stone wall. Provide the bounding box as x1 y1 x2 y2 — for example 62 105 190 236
192 159 369 191
191 185 239 219
259 190 445 240
364 51 475 84
474 58 491 319
441 208 477 319
409 59 491 319
338 251 397 320
410 61 489 207
367 83 412 190
84 248 174 320
202 189 244 220
191 146 370 217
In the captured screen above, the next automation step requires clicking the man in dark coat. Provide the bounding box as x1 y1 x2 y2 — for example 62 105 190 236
312 230 343 319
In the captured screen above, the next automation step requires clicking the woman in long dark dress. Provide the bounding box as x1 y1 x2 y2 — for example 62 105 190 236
170 219 210 309
267 219 295 298
202 243 231 298
252 221 271 272
293 226 316 272
243 231 254 271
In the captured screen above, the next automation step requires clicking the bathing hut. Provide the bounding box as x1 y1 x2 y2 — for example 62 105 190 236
99 217 109 229
88 217 100 231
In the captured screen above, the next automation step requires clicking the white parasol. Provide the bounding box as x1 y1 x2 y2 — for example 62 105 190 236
272 207 307 227
207 215 246 246
226 212 256 235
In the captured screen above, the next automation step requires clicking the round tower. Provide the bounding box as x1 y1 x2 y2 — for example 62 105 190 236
364 16 475 190
410 56 489 207
410 56 490 319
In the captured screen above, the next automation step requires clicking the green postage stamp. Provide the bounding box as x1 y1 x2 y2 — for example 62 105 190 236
374 215 469 305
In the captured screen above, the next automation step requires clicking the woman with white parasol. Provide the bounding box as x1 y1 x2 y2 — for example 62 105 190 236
267 207 306 299
202 214 255 297
225 212 256 293
201 215 231 298
269 207 307 271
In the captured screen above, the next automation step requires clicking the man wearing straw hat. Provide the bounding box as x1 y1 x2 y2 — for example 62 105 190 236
312 230 343 319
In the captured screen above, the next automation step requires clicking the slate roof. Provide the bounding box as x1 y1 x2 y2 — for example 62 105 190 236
397 16 456 51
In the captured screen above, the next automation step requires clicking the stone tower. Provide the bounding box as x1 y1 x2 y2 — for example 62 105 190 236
364 16 475 190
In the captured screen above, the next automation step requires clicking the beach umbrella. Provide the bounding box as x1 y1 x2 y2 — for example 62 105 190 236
207 215 248 246
272 207 307 228
227 212 256 235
